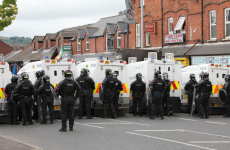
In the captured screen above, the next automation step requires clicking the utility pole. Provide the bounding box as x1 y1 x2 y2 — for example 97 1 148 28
141 0 143 49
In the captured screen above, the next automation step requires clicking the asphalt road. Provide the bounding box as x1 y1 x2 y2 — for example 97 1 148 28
0 113 230 150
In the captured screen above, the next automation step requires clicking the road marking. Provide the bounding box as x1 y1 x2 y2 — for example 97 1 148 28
176 129 230 139
205 121 227 125
135 130 178 132
189 141 230 144
108 119 150 126
126 132 215 150
180 118 197 121
0 135 42 150
74 122 105 129
86 123 132 125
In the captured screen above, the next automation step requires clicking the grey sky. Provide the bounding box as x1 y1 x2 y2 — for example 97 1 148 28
0 0 126 38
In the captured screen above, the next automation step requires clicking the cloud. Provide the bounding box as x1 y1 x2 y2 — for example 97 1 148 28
0 0 126 38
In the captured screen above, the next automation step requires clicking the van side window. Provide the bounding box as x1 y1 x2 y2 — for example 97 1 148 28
217 73 219 78
54 71 57 76
159 67 161 71
168 67 170 71
222 74 226 78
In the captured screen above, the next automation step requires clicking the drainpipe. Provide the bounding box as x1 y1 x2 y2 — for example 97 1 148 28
161 0 164 48
201 0 204 44
127 24 129 48
95 37 97 53
81 39 83 55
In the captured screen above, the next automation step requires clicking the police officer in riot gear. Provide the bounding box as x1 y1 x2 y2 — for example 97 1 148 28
130 73 146 116
37 75 55 124
195 72 212 119
15 73 34 125
101 69 117 119
162 72 171 117
185 74 198 114
222 74 230 118
76 68 95 119
56 70 81 132
113 71 123 116
149 71 165 120
5 76 20 125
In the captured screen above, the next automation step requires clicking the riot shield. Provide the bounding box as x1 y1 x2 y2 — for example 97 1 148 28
219 89 229 104
190 87 196 117
99 85 104 103
147 88 152 104
50 86 61 104
37 95 43 123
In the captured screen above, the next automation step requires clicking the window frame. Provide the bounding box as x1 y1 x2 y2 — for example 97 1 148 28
117 31 121 48
34 42 36 51
77 38 80 51
210 10 217 40
106 32 109 51
168 17 173 34
86 36 89 51
225 8 230 38
136 24 140 47
146 33 150 46
46 40 48 49
58 38 61 48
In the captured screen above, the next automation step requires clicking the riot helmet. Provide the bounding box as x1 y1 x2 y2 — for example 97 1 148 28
105 69 112 76
22 73 29 80
64 70 73 79
203 72 209 78
199 71 204 79
35 71 41 78
80 68 88 77
40 70 45 76
113 71 118 78
155 70 161 79
224 74 230 82
11 76 18 83
43 75 50 84
136 73 142 81
87 69 90 76
163 72 168 80
190 74 196 81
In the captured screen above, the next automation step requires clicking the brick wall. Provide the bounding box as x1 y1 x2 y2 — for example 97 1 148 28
0 40 13 56
32 39 43 51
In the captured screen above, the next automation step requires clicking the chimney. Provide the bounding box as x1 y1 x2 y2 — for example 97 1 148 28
30 42 32 46
20 46 25 50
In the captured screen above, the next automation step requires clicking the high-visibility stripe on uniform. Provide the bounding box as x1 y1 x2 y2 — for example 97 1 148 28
212 85 224 94
53 84 57 90
93 83 130 93
0 88 5 99
170 81 179 90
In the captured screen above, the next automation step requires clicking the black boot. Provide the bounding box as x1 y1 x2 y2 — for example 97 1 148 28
111 114 117 119
40 121 47 124
167 113 170 117
14 121 20 125
50 120 53 124
28 121 34 125
86 116 93 119
22 121 27 126
9 122 13 125
59 126 67 132
133 114 136 116
79 115 82 119
161 116 164 120
205 115 209 119
69 126 73 131
149 116 155 120
223 114 230 118
200 115 205 119
101 115 107 118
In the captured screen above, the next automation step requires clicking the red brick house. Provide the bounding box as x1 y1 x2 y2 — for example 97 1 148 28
0 40 13 56
43 33 58 49
32 36 45 51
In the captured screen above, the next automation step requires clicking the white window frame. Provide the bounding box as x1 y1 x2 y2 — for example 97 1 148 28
86 36 89 51
140 0 144 6
146 33 150 46
174 16 186 34
117 31 121 48
77 38 80 51
136 24 140 47
225 8 230 38
210 10 216 40
168 17 173 34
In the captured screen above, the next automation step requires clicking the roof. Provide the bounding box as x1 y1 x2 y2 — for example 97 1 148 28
161 45 192 57
44 33 58 41
106 23 117 34
4 50 23 61
6 46 57 62
57 31 76 39
32 36 45 43
186 42 230 56
77 29 87 39
117 22 128 33
86 27 99 37
9 44 30 51
91 14 126 37
61 24 93 32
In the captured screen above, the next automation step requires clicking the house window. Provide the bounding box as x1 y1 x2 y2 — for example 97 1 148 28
86 36 89 51
225 8 230 38
168 18 173 34
117 31 121 48
58 38 61 47
34 42 36 50
210 10 216 39
106 32 109 51
146 34 150 46
140 0 144 6
77 38 80 51
136 24 140 47
46 40 48 49
174 16 186 33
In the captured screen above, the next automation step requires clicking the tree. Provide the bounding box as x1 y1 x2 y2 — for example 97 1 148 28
0 0 18 31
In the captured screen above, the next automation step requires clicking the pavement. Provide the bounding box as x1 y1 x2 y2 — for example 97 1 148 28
0 113 230 150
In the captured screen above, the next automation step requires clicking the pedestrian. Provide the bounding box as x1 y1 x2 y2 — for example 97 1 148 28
184 74 198 115
5 76 20 125
14 73 34 125
149 71 165 120
37 75 55 124
222 74 230 118
75 68 95 119
130 73 146 117
113 71 123 117
101 69 117 119
56 70 81 132
162 72 171 117
195 72 212 119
